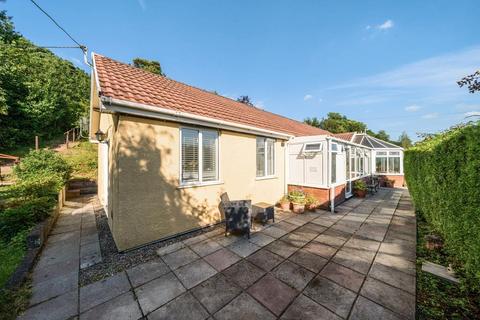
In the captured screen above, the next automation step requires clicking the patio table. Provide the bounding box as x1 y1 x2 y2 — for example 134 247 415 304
252 202 275 225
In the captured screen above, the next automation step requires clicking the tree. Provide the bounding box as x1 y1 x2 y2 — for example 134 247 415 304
237 95 254 106
397 131 412 148
304 117 321 127
0 11 89 150
305 112 366 133
132 58 165 76
458 71 480 93
371 130 390 142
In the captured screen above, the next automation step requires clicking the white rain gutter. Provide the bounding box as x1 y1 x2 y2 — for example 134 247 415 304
100 96 293 140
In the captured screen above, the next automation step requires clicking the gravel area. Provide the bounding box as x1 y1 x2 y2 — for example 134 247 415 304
79 205 223 287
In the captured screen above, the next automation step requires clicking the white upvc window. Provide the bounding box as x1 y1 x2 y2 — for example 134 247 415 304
375 150 401 174
180 128 219 185
256 137 275 177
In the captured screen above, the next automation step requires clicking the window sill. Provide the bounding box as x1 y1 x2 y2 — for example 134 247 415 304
178 181 224 189
255 176 278 181
375 173 403 176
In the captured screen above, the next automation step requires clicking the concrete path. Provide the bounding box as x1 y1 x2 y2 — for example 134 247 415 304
19 189 416 320
19 196 102 319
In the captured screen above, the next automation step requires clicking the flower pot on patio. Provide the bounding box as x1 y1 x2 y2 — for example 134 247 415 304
278 195 291 211
292 202 305 214
353 180 367 198
355 190 366 198
385 179 395 188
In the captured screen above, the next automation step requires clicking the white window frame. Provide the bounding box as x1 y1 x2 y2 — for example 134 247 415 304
179 127 220 187
374 150 403 174
256 137 276 179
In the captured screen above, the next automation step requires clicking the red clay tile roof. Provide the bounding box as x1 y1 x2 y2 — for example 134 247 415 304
93 53 330 137
332 132 355 142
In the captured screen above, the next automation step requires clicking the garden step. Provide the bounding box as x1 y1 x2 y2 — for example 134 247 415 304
66 189 81 200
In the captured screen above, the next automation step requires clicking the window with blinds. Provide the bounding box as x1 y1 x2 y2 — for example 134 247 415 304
256 137 275 177
181 128 218 184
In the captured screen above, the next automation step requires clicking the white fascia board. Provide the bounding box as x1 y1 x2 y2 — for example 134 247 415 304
101 96 292 140
327 136 373 150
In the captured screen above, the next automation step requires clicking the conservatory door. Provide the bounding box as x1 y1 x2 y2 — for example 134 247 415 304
345 147 353 198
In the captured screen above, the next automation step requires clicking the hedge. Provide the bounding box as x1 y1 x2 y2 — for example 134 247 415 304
404 122 480 285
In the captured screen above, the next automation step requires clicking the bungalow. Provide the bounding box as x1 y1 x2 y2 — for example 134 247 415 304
89 53 404 251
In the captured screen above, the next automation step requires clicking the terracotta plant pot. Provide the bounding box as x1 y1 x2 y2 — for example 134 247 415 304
305 204 317 212
385 181 394 188
355 190 367 198
280 201 291 211
292 203 305 214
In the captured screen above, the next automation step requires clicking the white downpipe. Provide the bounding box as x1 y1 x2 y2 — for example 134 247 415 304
326 137 335 213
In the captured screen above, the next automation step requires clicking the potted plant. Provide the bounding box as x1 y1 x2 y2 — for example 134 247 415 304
278 195 291 211
385 179 395 188
288 190 306 214
305 194 318 211
353 180 367 198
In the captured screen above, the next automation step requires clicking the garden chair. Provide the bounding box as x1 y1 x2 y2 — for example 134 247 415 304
367 175 379 194
220 193 252 238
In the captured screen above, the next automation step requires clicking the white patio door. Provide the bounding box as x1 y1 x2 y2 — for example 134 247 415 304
345 147 353 198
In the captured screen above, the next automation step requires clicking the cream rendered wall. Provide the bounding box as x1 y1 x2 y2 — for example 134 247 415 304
112 115 286 251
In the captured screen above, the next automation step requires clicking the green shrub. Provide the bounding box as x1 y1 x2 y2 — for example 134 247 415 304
14 149 71 183
0 197 55 242
288 190 306 204
353 179 367 191
1 173 63 202
404 122 480 286
0 230 28 288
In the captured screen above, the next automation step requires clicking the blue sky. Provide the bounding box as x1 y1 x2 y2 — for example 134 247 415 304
3 0 480 141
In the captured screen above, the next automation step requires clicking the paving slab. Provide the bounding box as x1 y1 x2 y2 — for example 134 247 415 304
156 242 185 256
304 276 357 318
280 294 342 320
349 295 402 320
191 273 242 314
30 270 78 305
314 229 350 248
80 240 102 269
332 246 376 274
261 226 288 238
272 260 315 291
79 291 142 320
19 290 78 320
189 239 222 257
222 260 265 289
135 272 186 314
161 247 200 270
247 248 285 271
288 249 328 273
276 221 299 232
214 292 276 320
174 259 218 289
148 292 209 320
374 252 416 276
227 239 260 258
320 262 365 293
249 232 275 247
80 272 131 313
126 259 170 287
265 240 298 258
247 274 298 316
370 262 416 294
203 247 241 271
303 241 338 259
360 277 415 319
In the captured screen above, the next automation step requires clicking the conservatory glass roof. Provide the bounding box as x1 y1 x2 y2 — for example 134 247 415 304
351 133 402 149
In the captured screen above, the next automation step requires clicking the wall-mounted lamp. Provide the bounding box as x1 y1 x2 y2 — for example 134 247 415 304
95 129 107 142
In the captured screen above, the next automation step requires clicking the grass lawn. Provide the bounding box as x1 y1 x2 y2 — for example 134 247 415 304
61 141 97 180
416 212 480 319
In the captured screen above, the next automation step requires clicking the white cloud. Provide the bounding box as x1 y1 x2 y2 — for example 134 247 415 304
325 46 480 108
365 25 371 30
377 19 394 30
405 105 421 112
318 98 323 103
464 111 480 118
422 113 439 119
303 94 313 101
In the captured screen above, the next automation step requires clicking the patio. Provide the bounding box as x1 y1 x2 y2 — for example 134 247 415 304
19 188 416 320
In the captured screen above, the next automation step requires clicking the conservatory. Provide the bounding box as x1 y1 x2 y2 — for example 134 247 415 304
287 132 404 210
